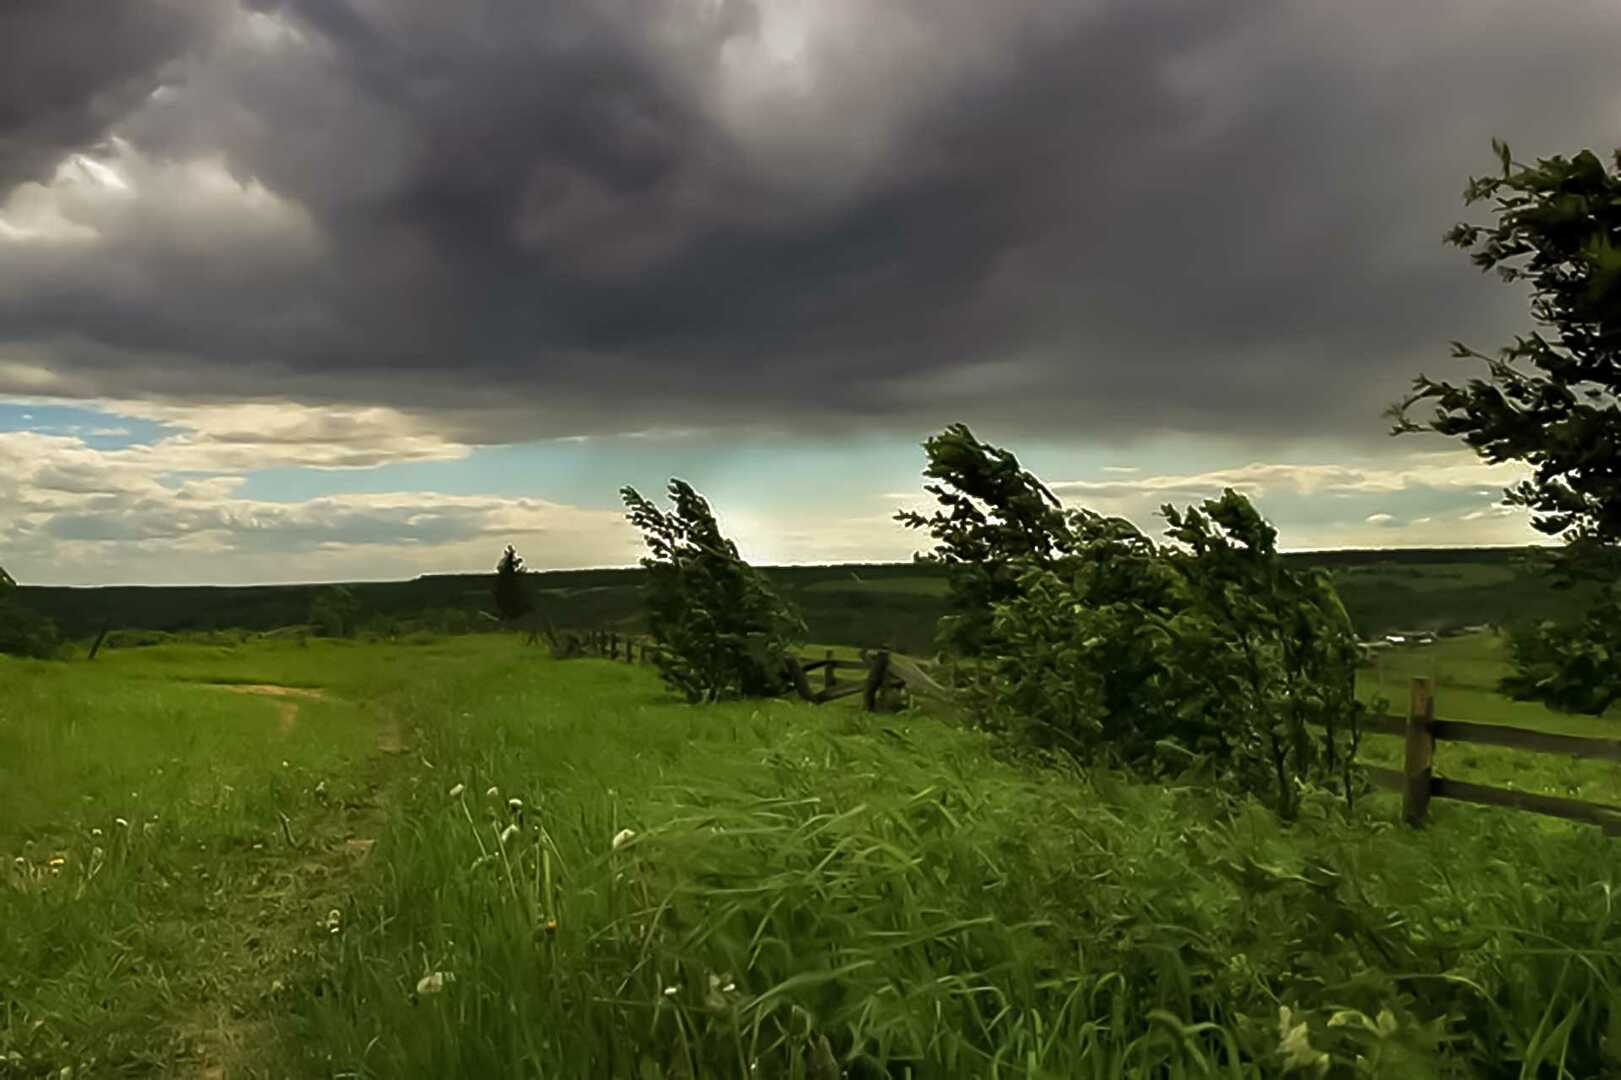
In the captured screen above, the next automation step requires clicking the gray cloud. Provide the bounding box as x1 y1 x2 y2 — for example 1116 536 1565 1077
2 0 1619 447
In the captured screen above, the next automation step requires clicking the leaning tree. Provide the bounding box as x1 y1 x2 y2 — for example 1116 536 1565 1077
1391 140 1621 713
621 479 804 702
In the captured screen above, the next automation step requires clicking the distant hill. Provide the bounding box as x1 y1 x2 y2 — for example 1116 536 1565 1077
11 548 1582 654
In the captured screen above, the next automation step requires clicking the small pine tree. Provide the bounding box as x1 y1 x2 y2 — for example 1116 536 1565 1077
492 545 535 623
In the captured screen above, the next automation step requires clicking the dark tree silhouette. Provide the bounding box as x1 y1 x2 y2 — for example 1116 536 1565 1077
492 545 535 623
1392 140 1621 713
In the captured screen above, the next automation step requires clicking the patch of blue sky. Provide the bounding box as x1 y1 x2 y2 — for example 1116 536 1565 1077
0 401 174 449
236 434 943 510
231 428 1427 520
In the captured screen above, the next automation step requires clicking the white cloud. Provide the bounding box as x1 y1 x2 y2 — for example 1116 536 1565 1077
1047 453 1529 502
0 399 644 585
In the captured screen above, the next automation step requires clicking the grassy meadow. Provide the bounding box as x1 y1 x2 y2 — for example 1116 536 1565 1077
6 632 1621 1077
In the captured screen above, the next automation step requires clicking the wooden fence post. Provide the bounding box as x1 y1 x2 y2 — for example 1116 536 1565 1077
863 650 891 712
86 619 111 661
824 650 835 693
1403 676 1436 825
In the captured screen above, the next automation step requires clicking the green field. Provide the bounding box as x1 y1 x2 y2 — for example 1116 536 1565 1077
7 632 1621 1077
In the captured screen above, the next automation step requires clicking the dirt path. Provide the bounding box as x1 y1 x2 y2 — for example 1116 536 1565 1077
181 684 404 1078
213 683 327 700
212 683 329 737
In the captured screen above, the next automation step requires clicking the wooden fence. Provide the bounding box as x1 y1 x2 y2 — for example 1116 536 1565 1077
556 631 1621 834
556 629 943 713
1358 676 1621 834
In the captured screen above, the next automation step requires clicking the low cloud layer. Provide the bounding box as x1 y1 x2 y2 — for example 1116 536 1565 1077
2 0 1618 448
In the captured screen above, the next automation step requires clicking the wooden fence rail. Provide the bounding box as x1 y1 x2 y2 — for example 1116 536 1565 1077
1357 676 1621 835
554 632 1621 833
558 630 917 712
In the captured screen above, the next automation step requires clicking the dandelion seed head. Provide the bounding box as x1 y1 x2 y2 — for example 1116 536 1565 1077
507 798 523 814
612 828 636 851
499 824 519 846
91 827 102 837
663 985 678 997
448 783 465 799
416 971 454 995
485 786 499 799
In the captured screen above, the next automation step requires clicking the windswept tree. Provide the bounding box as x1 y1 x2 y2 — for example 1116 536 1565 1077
898 425 1365 818
621 479 804 703
1391 141 1621 713
895 424 1076 656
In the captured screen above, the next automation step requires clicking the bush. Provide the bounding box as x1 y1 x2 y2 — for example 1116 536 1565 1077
622 479 805 702
902 426 1367 818
0 599 61 659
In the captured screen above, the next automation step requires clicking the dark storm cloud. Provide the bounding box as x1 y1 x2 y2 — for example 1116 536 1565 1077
0 0 228 187
2 0 1619 445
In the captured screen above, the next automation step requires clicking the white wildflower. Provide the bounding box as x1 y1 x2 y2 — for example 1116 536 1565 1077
663 985 678 997
507 798 523 815
1278 1006 1328 1073
91 827 103 838
314 780 327 797
416 971 454 995
449 783 465 799
612 828 636 851
485 786 499 799
499 824 519 846
324 909 342 934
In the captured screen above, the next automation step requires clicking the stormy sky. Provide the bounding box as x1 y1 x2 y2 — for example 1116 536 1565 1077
2 0 1618 585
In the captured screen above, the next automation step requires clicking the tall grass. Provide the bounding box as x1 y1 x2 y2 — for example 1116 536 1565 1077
277 654 1621 1078
8 637 1621 1076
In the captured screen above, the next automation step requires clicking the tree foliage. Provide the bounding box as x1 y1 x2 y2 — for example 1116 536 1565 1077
1391 140 1621 713
900 426 1366 818
0 566 60 659
622 479 804 703
492 545 535 623
894 424 1074 656
307 585 361 638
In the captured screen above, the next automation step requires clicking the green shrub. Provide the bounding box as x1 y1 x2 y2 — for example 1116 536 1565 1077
622 479 805 702
0 599 61 659
902 426 1367 818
